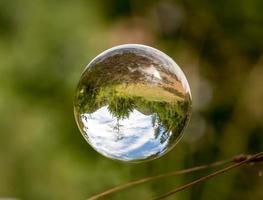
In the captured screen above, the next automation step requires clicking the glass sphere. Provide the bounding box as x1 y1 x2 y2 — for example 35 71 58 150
74 44 192 162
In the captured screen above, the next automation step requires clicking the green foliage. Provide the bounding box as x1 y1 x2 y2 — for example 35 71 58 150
0 0 263 200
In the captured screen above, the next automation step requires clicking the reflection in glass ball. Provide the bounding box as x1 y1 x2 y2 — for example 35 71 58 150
74 44 192 162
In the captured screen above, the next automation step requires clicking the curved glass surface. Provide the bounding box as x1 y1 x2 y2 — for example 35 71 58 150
74 44 192 162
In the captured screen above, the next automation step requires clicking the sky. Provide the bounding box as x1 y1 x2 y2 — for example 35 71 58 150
80 105 171 161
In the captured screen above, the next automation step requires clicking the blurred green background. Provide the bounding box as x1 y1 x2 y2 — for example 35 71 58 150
0 0 262 199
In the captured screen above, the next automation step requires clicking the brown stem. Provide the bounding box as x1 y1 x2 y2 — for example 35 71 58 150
87 152 263 200
152 152 263 200
87 158 231 200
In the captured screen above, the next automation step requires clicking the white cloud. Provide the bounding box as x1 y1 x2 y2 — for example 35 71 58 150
80 106 171 161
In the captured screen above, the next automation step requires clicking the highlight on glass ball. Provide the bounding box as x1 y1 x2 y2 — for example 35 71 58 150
74 44 192 162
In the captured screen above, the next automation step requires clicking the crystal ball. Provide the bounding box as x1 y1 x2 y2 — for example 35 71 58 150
74 44 192 162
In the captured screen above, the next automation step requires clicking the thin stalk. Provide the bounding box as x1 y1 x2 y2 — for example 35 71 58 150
87 158 231 200
152 152 263 200
87 152 263 200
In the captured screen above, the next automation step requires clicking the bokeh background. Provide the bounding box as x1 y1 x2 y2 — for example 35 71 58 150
0 0 263 199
